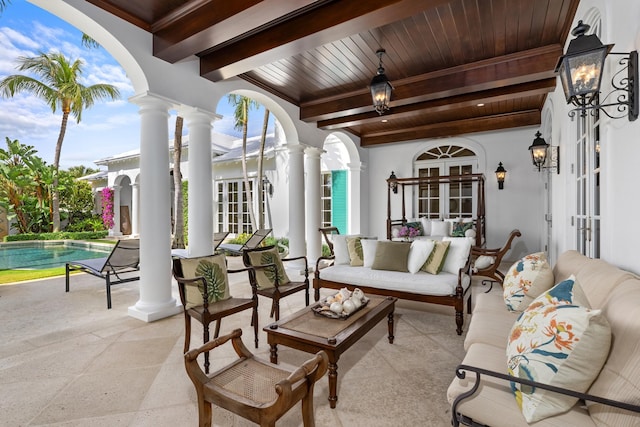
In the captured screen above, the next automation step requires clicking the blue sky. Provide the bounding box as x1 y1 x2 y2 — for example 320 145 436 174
0 1 274 169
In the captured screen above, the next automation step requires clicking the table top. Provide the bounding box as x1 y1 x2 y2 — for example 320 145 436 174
264 295 396 350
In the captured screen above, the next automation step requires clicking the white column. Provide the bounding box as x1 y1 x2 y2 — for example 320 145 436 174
181 107 220 257
305 146 323 269
288 144 306 261
347 162 363 235
111 185 122 236
131 182 140 236
128 92 181 322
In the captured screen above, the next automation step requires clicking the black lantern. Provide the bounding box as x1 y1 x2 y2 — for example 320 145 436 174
388 171 398 194
528 131 549 171
370 49 393 115
555 20 638 121
495 162 506 190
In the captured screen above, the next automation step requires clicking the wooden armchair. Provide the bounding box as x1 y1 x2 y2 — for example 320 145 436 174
184 329 328 427
471 229 521 290
172 254 259 374
242 245 310 321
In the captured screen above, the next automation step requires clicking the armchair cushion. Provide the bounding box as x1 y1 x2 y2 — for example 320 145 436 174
503 252 554 312
179 254 231 308
246 246 290 289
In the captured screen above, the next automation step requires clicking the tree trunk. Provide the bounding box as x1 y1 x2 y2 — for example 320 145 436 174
241 101 257 231
51 111 69 232
172 116 185 249
257 109 269 229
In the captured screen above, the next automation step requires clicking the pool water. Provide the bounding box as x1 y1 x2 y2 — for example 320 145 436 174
0 242 112 270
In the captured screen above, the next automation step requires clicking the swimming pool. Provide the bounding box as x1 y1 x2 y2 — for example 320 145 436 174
0 241 113 270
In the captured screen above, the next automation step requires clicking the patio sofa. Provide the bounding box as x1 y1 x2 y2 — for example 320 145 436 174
314 232 473 335
448 250 640 426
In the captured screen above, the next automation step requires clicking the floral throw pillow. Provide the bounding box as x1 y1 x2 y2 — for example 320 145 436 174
507 299 611 422
503 252 554 312
451 221 473 237
179 254 231 308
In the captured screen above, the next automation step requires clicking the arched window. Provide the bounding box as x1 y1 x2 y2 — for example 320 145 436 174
414 145 478 219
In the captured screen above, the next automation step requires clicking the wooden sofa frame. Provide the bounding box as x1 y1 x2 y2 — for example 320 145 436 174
314 228 472 335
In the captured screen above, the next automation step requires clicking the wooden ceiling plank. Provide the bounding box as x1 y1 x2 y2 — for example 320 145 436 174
84 0 153 31
317 79 555 130
300 44 562 121
199 0 452 81
153 0 318 63
360 110 541 146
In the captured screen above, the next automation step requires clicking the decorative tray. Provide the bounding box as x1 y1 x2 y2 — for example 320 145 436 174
312 296 369 320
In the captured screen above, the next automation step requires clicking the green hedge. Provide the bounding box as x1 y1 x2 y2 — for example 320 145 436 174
3 230 109 242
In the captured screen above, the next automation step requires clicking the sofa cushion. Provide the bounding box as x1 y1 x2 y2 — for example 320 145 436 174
442 237 472 274
587 278 640 426
419 217 432 235
574 258 636 308
179 254 231 308
447 342 596 427
361 238 378 268
407 239 435 274
371 241 411 272
507 301 611 423
430 220 450 237
503 252 554 312
346 236 364 266
422 240 450 274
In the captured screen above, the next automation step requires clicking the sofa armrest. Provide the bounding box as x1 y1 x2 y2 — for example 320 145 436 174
314 255 335 276
451 364 640 427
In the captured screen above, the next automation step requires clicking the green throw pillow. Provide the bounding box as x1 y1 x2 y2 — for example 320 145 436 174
422 240 451 274
247 247 290 289
371 241 411 272
346 236 364 266
179 254 231 308
451 221 473 237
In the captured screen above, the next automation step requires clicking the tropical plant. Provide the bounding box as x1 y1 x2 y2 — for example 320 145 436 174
172 116 185 249
0 138 37 232
227 94 258 231
257 107 270 229
0 52 120 232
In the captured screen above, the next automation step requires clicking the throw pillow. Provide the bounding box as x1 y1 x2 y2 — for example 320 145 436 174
507 301 611 423
473 255 495 271
441 237 472 274
333 234 359 265
422 240 451 274
528 275 589 308
407 239 435 274
430 220 450 237
503 252 555 312
451 221 474 237
361 238 378 268
419 217 432 235
246 247 291 290
371 241 411 272
179 254 231 308
346 236 364 266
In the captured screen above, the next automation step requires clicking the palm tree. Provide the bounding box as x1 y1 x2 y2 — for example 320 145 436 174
227 94 258 231
0 0 10 15
0 52 120 231
172 116 185 249
257 108 270 229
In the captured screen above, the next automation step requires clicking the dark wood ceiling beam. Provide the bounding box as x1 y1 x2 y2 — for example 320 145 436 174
199 0 451 81
301 45 562 122
153 1 320 63
85 0 152 31
360 110 541 146
318 78 556 130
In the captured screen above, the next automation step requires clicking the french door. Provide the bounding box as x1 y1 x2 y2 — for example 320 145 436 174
414 160 476 219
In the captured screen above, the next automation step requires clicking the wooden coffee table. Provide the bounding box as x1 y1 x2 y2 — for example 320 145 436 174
263 295 396 408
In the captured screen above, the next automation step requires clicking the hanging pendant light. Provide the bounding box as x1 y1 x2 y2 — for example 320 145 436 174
370 49 393 115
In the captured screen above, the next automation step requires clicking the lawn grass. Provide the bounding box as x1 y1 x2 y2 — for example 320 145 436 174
0 267 74 284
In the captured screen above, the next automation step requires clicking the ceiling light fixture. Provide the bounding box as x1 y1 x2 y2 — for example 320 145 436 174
370 49 393 115
555 20 638 121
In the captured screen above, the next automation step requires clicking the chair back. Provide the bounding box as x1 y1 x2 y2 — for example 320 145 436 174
103 239 140 273
319 227 340 256
213 231 230 249
243 228 272 249
172 253 231 308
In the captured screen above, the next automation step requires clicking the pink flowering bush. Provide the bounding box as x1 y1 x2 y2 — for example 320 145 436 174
101 187 115 229
399 225 421 238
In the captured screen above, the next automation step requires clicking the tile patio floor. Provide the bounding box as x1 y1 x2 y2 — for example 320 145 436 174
0 256 492 426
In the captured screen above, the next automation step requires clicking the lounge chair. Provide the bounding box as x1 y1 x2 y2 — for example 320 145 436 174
65 239 140 309
218 228 272 256
171 231 230 259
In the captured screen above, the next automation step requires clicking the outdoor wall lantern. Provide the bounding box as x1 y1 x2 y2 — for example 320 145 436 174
370 49 393 115
528 131 560 174
555 20 638 121
495 162 506 190
388 171 398 194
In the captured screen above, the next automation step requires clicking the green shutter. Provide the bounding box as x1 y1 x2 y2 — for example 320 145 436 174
331 170 347 234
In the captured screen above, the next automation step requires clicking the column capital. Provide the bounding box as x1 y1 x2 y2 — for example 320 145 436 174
304 146 325 158
287 144 306 155
347 161 366 172
179 106 222 124
129 91 174 111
